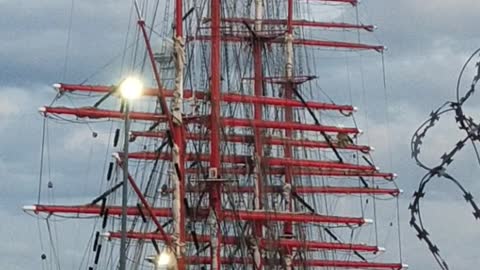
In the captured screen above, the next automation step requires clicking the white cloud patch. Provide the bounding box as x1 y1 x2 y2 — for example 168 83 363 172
0 86 47 122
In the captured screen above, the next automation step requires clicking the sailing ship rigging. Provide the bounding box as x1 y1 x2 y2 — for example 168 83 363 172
25 0 407 269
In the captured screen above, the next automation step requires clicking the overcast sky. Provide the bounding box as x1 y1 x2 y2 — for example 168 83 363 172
1 0 480 269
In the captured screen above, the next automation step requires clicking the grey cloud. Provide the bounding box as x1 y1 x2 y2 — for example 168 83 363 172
1 0 480 269
363 0 480 54
0 1 133 85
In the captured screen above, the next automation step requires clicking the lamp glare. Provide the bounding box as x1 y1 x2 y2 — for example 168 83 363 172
156 249 173 267
119 77 143 100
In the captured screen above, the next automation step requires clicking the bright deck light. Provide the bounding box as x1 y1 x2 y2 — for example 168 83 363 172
119 77 143 100
156 249 174 267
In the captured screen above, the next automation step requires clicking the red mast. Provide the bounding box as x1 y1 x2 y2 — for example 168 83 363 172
209 0 223 269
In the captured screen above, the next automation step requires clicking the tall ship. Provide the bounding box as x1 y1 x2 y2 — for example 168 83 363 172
24 0 407 269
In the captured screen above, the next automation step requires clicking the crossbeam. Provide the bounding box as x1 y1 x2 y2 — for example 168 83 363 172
54 83 356 112
40 106 167 122
189 35 384 52
220 118 361 134
132 256 406 270
24 205 370 225
125 152 376 171
130 131 370 152
156 185 399 196
187 167 395 180
219 18 374 32
106 231 383 253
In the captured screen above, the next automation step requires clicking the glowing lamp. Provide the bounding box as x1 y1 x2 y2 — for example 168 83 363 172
156 249 174 267
146 248 176 269
119 77 143 100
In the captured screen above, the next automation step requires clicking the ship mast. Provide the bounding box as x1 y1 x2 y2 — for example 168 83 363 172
209 0 222 269
173 0 186 268
253 0 264 268
283 1 295 268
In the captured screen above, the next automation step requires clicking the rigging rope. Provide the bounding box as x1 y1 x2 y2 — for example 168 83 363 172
37 118 47 204
36 117 49 269
45 217 62 270
381 51 404 263
62 0 75 82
